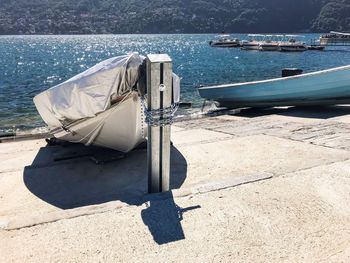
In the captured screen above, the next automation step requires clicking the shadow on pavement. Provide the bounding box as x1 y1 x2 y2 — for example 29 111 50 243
23 141 194 245
23 142 188 209
141 192 201 245
235 105 350 119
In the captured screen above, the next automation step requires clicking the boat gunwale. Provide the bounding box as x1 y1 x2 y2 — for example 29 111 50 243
198 65 350 91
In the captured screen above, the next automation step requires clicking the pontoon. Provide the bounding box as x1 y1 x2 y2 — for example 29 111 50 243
320 31 350 46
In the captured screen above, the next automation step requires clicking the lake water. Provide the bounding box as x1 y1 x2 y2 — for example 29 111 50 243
1 34 350 133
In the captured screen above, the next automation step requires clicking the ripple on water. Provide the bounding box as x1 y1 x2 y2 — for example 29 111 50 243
0 34 350 131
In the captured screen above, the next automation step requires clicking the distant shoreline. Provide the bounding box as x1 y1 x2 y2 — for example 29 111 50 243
0 32 325 36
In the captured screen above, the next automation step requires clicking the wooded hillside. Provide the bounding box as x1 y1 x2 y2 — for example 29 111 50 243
0 0 349 34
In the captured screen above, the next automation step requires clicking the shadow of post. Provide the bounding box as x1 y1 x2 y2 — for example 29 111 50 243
141 191 201 245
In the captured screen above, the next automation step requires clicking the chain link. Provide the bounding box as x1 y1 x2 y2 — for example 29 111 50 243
141 96 178 127
140 96 145 138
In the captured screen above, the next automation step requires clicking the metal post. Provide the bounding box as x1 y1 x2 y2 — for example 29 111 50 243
146 54 172 193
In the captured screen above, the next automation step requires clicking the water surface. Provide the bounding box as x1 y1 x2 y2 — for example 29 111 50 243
1 34 350 132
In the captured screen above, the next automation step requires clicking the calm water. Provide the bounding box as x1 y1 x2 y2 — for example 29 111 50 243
1 34 350 133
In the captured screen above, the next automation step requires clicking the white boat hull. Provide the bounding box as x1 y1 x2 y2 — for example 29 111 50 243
52 92 146 152
241 44 260 50
198 65 350 109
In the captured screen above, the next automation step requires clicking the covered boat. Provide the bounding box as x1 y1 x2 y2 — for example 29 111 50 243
198 65 350 109
34 53 180 152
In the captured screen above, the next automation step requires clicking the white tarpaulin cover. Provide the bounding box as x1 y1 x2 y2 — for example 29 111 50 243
34 53 181 129
34 53 144 128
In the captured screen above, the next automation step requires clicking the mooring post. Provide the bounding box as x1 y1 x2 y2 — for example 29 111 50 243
146 54 173 193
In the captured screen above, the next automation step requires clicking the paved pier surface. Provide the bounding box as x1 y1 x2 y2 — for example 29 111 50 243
1 106 350 262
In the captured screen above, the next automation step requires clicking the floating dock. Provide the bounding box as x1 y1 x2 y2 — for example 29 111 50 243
1 106 350 262
319 31 350 46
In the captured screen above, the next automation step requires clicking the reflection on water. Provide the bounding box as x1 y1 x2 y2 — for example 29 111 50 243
1 34 350 132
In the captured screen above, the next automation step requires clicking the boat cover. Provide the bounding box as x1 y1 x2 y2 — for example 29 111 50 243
34 53 181 129
34 53 144 127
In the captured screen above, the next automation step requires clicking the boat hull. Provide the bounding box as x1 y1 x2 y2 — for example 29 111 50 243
279 45 307 52
307 46 325 51
259 44 280 51
52 92 146 152
241 45 260 51
198 65 350 109
211 43 239 48
210 41 240 48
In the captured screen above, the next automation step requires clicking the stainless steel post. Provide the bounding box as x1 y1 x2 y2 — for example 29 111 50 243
146 54 172 193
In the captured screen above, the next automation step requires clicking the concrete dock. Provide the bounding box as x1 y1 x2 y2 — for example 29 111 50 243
1 106 350 262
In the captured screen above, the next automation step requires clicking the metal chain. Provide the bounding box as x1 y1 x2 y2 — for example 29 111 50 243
141 95 178 127
140 96 145 138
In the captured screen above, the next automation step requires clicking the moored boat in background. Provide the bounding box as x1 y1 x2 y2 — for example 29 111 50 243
209 34 240 48
258 35 282 51
307 45 325 51
240 34 264 50
240 34 310 52
259 41 279 51
241 40 260 50
279 35 307 52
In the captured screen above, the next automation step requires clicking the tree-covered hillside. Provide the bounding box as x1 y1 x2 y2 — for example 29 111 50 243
0 0 349 34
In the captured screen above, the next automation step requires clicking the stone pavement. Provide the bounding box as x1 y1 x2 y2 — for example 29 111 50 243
1 105 350 262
